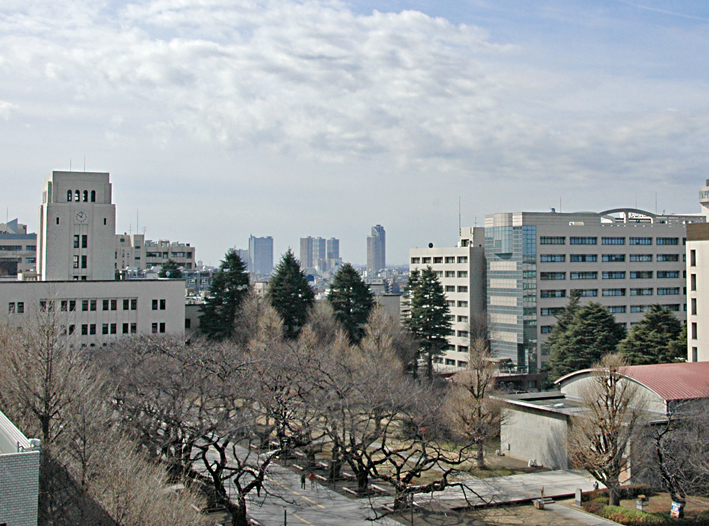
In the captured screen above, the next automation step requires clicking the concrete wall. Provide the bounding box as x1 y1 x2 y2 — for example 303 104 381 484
501 405 569 469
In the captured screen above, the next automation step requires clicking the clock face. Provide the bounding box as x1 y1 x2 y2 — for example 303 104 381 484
76 211 88 223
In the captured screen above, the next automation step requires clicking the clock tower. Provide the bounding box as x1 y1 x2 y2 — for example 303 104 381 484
38 171 117 281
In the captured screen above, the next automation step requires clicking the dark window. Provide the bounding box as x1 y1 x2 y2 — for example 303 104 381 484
91 190 96 202
130 299 137 310
17 302 24 313
111 299 117 311
603 271 626 279
81 255 87 269
102 324 109 335
81 324 88 335
89 324 96 335
123 299 129 310
103 299 109 311
540 236 565 245
82 235 87 248
570 271 597 280
656 237 679 245
185 319 191 329
8 302 15 313
67 190 73 202
630 271 653 279
691 250 696 266
83 190 88 202
152 322 158 334
61 300 68 311
540 254 565 262
608 306 627 313
82 300 89 311
602 254 625 262
629 237 652 245
657 271 679 279
570 254 597 262
130 323 137 334
159 322 166 333
570 237 597 245
74 235 80 248
90 300 96 311
630 288 653 296
540 272 566 280
110 323 117 334
152 299 158 310
572 289 598 297
122 323 129 334
69 325 75 335
69 300 76 311
602 237 625 245
602 288 626 297
540 289 565 298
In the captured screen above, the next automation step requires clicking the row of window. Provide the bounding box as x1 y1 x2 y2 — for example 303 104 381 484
0 256 36 263
66 189 96 202
0 245 36 252
410 256 469 264
539 253 680 263
444 285 469 293
445 300 469 308
8 298 143 314
539 287 681 299
540 270 680 280
540 236 682 246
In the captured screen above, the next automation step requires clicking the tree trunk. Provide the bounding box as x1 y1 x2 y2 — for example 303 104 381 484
608 484 619 507
228 497 249 526
355 468 369 494
426 351 433 381
475 440 485 469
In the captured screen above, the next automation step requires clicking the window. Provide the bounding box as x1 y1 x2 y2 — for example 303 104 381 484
540 236 565 245
91 190 96 202
602 254 625 262
691 249 697 266
75 189 80 201
152 322 158 334
630 271 653 279
410 256 421 264
541 325 553 334
102 324 109 335
540 307 564 316
122 323 129 334
434 270 442 277
523 270 536 279
61 300 68 311
602 237 625 245
603 271 626 279
111 299 117 311
602 288 626 296
692 298 697 315
110 323 117 334
160 322 166 333
540 272 566 280
82 300 89 311
570 271 597 280
540 289 566 298
570 236 597 245
445 256 455 263
185 319 192 329
73 255 79 269
458 286 468 293
570 254 597 262
458 330 468 338
629 237 652 245
421 257 431 264
692 347 698 362
657 254 679 262
433 257 443 264
103 299 109 311
630 305 650 313
692 322 697 340
73 235 80 248
81 255 87 269
445 359 456 366
26 257 36 263
89 324 96 335
443 270 454 277
572 289 598 297
458 271 468 278
82 235 87 248
82 324 88 335
152 299 159 310
629 254 652 262
17 302 24 314
691 274 697 291
457 301 468 308
658 287 680 296
540 254 565 262
446 300 455 307
657 271 679 279
608 306 627 313
67 189 73 201
69 300 76 311
68 325 75 335
131 299 137 310
656 237 679 245
665 304 680 312
630 288 653 296
90 300 96 311
457 315 468 323
457 256 468 263
130 323 137 334
8 302 15 313
122 299 129 310
445 285 455 292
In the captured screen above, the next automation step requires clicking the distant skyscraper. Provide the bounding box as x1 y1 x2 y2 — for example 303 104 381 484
326 238 339 260
248 235 273 276
367 225 386 273
236 249 250 271
300 237 314 268
300 236 340 271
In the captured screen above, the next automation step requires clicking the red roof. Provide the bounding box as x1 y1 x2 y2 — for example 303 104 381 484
557 362 709 402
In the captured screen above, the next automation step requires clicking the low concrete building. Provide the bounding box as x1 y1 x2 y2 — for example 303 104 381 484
499 362 709 469
0 409 40 526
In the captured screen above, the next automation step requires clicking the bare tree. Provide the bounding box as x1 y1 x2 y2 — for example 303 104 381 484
447 337 501 469
567 354 646 506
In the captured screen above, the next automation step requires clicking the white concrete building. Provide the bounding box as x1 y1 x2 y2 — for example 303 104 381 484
0 219 37 278
685 179 709 362
408 227 486 371
116 234 196 274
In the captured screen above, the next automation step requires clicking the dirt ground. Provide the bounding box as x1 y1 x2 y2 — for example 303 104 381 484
619 493 709 517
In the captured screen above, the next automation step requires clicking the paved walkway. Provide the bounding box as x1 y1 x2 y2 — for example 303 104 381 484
546 503 619 526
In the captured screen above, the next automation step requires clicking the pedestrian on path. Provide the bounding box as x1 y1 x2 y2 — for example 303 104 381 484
309 472 316 490
300 472 306 489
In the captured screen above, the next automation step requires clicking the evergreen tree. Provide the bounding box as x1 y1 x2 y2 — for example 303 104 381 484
405 266 451 380
618 305 685 364
545 301 626 381
268 249 315 339
199 249 250 340
158 259 183 279
327 263 375 344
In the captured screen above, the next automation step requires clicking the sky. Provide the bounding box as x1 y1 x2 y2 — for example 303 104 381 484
1 0 709 266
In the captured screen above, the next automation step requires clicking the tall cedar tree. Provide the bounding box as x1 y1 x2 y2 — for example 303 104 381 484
199 250 250 340
618 305 685 364
406 266 451 380
327 263 375 343
158 259 183 279
545 300 626 381
268 249 315 339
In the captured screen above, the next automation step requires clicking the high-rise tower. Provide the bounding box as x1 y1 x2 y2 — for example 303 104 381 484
367 225 386 273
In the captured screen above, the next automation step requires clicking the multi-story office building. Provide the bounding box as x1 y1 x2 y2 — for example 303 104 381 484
326 238 339 260
115 234 196 273
367 225 386 273
1 170 185 347
248 235 273 276
686 180 709 363
300 237 314 269
236 249 250 270
300 236 339 272
409 227 486 371
0 219 37 278
485 208 700 371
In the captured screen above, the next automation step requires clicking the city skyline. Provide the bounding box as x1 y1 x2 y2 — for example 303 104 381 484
1 1 708 265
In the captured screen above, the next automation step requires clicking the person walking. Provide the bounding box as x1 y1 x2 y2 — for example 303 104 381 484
300 472 306 489
309 472 316 490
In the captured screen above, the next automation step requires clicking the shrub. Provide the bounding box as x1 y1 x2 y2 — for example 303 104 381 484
583 500 606 515
599 506 665 525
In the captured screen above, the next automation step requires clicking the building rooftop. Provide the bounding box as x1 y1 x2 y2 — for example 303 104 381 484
0 410 32 455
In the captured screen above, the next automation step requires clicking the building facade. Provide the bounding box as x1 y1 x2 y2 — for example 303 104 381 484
408 227 486 371
248 235 273 276
367 225 386 273
485 209 699 371
0 219 37 278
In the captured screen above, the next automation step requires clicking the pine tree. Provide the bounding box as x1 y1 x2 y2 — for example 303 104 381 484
158 259 183 279
618 305 684 364
327 263 374 344
405 267 451 380
546 300 626 381
268 249 315 339
199 249 250 340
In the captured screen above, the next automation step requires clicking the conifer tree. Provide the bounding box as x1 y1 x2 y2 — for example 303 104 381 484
327 263 374 344
405 267 451 380
618 305 684 364
199 249 250 340
158 259 183 279
268 249 315 339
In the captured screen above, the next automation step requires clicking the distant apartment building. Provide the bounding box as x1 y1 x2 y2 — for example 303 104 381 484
115 234 196 273
485 208 700 371
248 235 273 276
686 180 709 363
409 227 486 371
0 219 37 278
367 225 386 273
300 236 340 272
